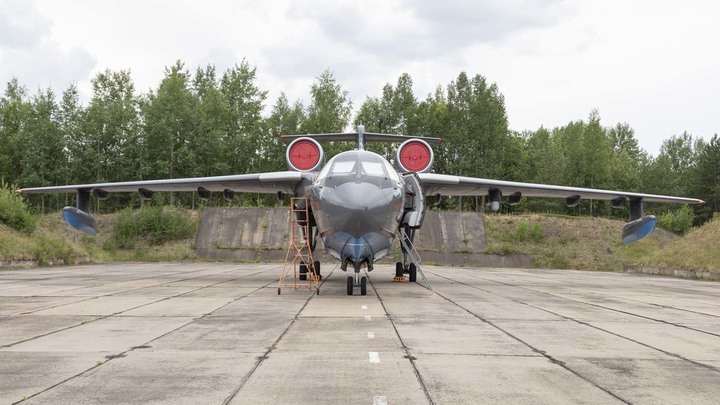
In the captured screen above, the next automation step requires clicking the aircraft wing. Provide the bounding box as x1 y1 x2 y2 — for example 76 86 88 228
18 172 303 195
418 173 704 205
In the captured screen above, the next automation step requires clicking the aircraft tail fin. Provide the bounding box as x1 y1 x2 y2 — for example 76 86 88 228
280 125 441 150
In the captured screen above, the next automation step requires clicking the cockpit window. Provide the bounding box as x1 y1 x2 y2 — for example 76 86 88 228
384 160 400 182
331 160 356 174
316 151 401 184
361 161 385 177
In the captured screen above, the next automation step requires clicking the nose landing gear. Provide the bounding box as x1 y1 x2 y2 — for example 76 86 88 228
346 262 368 296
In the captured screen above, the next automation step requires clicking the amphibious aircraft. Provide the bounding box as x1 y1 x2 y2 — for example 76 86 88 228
19 126 703 295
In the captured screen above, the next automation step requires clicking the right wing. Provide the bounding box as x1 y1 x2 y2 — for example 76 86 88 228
18 171 305 236
18 171 303 195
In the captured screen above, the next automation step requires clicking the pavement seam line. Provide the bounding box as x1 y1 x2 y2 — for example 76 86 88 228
462 272 720 348
10 267 281 405
424 271 632 405
1 267 277 348
368 271 436 405
221 267 336 405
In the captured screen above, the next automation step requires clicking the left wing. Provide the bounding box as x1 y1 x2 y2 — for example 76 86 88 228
418 173 704 205
418 173 704 245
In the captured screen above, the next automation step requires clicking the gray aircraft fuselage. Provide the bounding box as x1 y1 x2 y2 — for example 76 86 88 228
307 150 404 269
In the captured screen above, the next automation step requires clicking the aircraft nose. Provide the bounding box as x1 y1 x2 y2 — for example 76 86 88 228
314 181 402 238
333 182 395 210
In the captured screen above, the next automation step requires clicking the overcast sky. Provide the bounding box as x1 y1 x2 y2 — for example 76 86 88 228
1 0 718 155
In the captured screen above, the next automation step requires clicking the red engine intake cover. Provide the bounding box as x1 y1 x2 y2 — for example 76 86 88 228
286 138 324 171
397 139 433 173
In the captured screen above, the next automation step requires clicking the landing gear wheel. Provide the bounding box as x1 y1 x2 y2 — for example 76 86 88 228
409 263 417 283
360 276 367 296
347 276 354 296
277 287 281 295
395 262 404 278
313 260 321 280
316 288 320 296
299 263 307 281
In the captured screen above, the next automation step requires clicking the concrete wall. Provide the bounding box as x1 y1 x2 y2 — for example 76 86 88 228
195 208 533 267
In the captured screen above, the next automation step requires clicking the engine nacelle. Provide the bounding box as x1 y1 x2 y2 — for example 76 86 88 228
286 137 325 172
395 139 434 173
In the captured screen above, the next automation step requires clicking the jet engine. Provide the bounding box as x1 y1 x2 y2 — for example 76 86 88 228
285 137 325 172
395 139 434 173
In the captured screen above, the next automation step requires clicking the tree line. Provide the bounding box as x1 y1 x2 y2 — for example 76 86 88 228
0 60 717 225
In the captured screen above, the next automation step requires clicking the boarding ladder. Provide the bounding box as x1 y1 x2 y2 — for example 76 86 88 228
397 229 435 294
278 198 320 295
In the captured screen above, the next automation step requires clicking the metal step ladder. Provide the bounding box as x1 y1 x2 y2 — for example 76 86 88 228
397 229 435 294
278 198 320 295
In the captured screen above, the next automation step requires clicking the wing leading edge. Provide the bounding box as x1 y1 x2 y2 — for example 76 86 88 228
419 173 704 205
18 171 305 237
419 173 703 245
18 171 303 195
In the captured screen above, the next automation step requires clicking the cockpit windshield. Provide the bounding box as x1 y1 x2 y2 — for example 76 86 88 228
317 151 400 183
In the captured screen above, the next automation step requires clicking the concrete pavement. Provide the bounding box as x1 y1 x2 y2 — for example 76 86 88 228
1 263 720 404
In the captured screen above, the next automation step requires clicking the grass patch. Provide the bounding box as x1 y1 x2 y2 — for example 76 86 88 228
108 206 198 249
0 181 36 232
640 216 720 271
484 213 679 271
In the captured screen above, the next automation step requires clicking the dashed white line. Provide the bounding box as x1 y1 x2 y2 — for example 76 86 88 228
373 395 388 405
367 332 375 339
364 315 372 321
369 352 381 363
362 305 368 310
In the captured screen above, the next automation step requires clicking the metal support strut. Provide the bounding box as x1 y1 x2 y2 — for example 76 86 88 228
396 228 435 293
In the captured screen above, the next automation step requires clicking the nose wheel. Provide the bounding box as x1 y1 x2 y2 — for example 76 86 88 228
346 263 367 296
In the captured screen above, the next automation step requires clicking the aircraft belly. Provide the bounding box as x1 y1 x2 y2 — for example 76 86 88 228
323 231 392 263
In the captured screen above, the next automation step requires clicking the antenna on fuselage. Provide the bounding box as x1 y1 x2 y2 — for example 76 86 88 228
357 125 365 150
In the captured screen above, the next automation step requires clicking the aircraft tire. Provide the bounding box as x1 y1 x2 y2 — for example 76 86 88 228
347 277 353 296
314 260 321 279
409 263 417 283
395 262 404 278
360 276 367 296
299 263 307 281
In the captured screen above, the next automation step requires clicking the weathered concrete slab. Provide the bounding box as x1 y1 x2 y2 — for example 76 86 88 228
2 263 720 404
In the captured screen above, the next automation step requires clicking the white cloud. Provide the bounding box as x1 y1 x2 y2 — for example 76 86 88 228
0 0 96 96
2 0 716 156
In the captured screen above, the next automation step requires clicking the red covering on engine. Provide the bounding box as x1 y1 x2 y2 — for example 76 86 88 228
288 140 320 171
398 141 431 172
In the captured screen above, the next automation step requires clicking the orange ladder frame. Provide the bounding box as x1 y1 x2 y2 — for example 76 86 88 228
278 197 320 295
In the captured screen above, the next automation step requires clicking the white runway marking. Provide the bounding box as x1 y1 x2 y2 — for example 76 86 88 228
364 315 372 321
373 395 388 405
367 332 375 339
362 305 368 310
369 352 380 363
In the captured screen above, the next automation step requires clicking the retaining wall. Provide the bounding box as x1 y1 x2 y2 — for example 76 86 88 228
194 207 533 267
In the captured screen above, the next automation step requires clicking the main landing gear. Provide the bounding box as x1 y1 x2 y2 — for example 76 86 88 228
347 262 368 296
395 262 417 282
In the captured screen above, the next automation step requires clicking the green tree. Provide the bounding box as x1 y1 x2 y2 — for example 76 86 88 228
691 134 720 221
261 93 305 172
18 88 66 212
220 60 267 174
73 70 140 183
0 78 30 184
301 70 353 158
192 65 230 177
